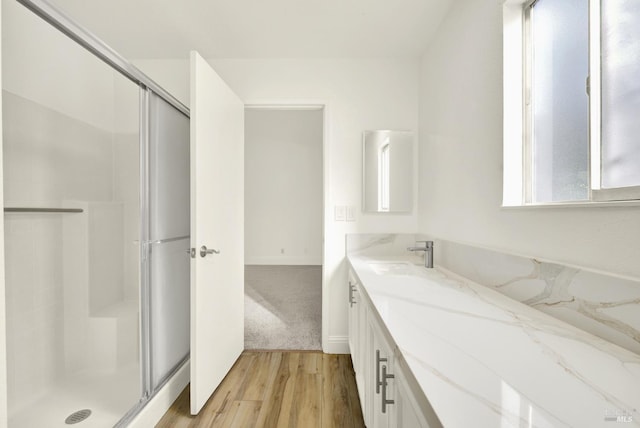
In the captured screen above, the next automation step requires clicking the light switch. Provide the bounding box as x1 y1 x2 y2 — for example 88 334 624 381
334 205 346 221
346 205 356 222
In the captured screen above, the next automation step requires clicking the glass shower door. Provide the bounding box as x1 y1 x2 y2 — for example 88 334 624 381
145 92 191 391
2 1 142 426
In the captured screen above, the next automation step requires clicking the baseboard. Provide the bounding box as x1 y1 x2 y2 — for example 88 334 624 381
324 335 349 354
128 360 190 427
244 256 322 265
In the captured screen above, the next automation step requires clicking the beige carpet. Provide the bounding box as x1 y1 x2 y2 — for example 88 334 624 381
244 265 322 350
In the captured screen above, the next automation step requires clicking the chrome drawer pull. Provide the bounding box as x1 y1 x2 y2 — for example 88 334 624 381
381 364 395 413
376 349 387 394
349 282 357 307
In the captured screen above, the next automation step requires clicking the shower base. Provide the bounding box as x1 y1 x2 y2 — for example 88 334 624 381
8 363 140 428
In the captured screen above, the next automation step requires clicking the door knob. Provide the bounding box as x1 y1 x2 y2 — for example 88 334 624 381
200 245 220 257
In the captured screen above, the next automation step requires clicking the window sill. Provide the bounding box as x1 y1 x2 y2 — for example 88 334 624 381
502 200 640 209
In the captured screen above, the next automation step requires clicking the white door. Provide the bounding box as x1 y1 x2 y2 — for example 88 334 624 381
189 51 245 415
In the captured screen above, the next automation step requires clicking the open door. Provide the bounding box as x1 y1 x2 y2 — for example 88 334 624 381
189 51 245 415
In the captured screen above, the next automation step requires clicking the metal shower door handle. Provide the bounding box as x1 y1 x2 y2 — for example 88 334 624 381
200 245 220 257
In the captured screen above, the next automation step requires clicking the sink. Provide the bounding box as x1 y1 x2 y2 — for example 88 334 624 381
368 262 414 276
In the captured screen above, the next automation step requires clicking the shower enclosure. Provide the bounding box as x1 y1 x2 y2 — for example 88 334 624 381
2 0 190 426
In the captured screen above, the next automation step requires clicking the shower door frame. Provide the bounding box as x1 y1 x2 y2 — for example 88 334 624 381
8 0 191 425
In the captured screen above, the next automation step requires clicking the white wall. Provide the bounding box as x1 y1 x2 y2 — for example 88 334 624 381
245 109 323 265
418 0 640 279
135 57 420 350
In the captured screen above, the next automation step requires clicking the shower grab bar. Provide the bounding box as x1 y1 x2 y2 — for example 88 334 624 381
4 207 83 213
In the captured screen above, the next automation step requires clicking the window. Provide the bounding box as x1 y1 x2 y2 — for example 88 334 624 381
503 0 640 206
527 0 589 203
599 0 640 197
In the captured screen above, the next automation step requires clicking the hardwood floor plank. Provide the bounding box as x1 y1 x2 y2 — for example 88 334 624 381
289 370 322 428
224 401 262 428
216 400 241 428
287 352 300 373
156 351 364 428
342 355 366 427
255 353 291 427
238 352 272 401
274 353 301 428
321 354 354 428
303 351 320 374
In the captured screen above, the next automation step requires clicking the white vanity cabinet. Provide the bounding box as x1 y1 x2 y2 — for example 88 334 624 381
348 268 439 428
346 248 640 427
390 355 435 428
348 271 369 417
367 313 395 427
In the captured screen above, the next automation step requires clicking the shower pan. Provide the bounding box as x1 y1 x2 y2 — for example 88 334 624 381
2 0 190 426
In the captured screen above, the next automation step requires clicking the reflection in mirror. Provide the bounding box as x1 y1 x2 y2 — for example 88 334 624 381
363 130 414 212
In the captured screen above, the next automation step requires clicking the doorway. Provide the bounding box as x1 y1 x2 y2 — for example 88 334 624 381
244 107 324 350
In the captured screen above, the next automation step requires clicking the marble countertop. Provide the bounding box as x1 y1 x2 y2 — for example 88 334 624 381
347 254 640 428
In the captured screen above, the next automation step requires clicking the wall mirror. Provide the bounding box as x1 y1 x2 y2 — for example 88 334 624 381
362 130 414 213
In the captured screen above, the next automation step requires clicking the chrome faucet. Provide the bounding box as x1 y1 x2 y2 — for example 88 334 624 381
407 240 434 268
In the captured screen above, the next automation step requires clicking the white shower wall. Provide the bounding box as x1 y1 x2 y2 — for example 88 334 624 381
4 212 64 412
2 89 140 414
113 132 141 303
3 92 110 411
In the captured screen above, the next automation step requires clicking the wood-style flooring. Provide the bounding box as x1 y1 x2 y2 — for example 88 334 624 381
156 351 365 428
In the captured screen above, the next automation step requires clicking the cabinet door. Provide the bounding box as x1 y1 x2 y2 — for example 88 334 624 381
348 270 439 428
356 284 368 403
392 368 428 428
391 355 441 428
348 272 359 366
348 273 369 422
369 316 395 428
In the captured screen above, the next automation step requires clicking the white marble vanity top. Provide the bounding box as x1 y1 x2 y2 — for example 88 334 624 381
347 254 640 427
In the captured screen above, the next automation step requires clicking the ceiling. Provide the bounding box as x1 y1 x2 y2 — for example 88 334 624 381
50 0 454 59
